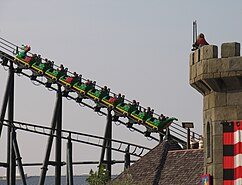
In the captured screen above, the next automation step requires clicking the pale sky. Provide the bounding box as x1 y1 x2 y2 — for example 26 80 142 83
0 0 242 176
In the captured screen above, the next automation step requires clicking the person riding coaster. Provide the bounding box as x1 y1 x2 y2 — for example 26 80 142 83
112 100 140 122
15 45 33 70
16 45 31 60
61 72 80 97
31 56 54 80
102 93 125 108
44 63 67 88
92 86 110 112
12 44 178 131
74 80 95 103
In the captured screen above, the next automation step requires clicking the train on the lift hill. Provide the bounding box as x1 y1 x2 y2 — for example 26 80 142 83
14 45 178 132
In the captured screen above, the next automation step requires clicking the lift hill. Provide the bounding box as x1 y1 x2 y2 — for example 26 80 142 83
0 37 200 146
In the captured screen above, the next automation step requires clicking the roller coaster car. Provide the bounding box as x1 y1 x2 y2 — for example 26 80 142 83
15 45 33 67
116 103 137 116
130 110 152 123
45 68 65 80
146 117 178 130
87 88 109 101
102 96 123 108
145 117 160 129
73 82 94 94
31 62 52 75
15 56 35 68
16 51 27 60
59 75 79 88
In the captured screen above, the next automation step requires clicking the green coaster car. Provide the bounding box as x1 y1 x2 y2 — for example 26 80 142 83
73 82 94 94
116 103 137 116
59 75 79 87
16 56 35 67
146 117 178 130
87 88 109 101
102 96 123 107
15 45 32 67
45 68 65 80
130 110 152 123
32 62 52 74
16 48 30 60
16 52 26 60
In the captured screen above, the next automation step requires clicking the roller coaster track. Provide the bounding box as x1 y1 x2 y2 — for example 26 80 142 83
0 37 200 147
0 119 150 158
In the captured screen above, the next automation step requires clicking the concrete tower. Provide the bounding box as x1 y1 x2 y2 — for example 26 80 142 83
189 42 241 184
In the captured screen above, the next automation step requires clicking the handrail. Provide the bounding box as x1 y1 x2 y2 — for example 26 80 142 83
0 119 151 157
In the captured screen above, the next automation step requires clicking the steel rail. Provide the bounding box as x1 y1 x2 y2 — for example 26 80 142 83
0 120 151 157
0 55 187 146
0 37 201 147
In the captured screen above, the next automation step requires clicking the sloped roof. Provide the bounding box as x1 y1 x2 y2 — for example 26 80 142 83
114 139 204 185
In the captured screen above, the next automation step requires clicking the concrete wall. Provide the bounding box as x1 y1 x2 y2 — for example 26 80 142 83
189 42 241 185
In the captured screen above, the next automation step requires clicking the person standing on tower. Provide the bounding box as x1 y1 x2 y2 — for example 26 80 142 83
193 33 209 50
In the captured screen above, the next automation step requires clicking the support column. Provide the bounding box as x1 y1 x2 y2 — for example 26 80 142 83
124 145 130 169
38 86 62 185
187 128 191 149
0 59 12 136
55 85 62 185
12 130 27 185
106 108 112 179
0 57 12 183
8 61 15 185
1 60 27 185
99 107 112 180
9 129 16 185
66 134 73 185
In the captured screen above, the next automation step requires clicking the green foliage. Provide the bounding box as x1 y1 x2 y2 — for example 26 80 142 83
86 164 109 185
86 167 150 185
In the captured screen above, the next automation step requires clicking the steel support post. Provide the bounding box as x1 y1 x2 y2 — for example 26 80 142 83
106 108 112 179
159 129 166 143
12 130 27 185
124 145 130 170
187 128 191 149
0 59 12 137
55 85 62 185
99 136 107 165
6 112 11 185
8 61 15 185
9 129 16 185
38 89 62 185
0 57 13 185
66 135 73 185
99 107 112 180
99 115 109 165
0 57 12 183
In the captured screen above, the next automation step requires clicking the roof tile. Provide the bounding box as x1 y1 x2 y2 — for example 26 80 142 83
114 139 204 185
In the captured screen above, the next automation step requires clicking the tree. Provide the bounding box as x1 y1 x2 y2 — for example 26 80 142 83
86 164 109 185
86 166 150 185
